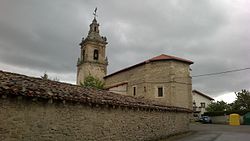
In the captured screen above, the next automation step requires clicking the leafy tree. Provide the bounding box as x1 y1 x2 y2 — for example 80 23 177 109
231 89 250 111
206 100 230 112
81 75 104 90
204 90 250 116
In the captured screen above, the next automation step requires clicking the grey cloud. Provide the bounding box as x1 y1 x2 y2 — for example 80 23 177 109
0 0 250 98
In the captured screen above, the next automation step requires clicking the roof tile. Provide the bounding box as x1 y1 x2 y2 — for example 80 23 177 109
0 70 191 112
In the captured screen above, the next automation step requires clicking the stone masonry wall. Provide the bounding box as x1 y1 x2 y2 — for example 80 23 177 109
105 60 192 109
77 41 107 85
77 62 106 84
0 96 190 141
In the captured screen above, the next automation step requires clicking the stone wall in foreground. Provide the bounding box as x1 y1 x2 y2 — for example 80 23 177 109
0 96 190 141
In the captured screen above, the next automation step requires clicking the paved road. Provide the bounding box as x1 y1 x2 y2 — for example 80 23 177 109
162 123 250 141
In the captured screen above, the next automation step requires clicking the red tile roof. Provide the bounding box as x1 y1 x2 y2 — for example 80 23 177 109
149 54 193 63
0 70 192 112
105 54 193 78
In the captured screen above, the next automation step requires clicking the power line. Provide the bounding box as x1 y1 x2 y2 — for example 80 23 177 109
192 67 250 78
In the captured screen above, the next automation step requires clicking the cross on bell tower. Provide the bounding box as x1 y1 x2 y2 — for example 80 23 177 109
93 7 98 18
76 8 108 85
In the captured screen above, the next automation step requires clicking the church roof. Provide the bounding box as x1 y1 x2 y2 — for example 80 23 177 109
148 54 193 63
105 54 193 78
0 70 191 112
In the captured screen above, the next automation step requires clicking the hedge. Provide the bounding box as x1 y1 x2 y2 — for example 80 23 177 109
203 110 250 117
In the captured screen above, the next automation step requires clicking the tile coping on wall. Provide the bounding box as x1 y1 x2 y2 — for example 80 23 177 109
0 70 192 113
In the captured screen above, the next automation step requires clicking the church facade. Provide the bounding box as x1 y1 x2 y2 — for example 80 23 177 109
77 17 193 109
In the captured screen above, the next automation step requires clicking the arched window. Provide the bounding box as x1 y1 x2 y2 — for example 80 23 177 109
94 26 97 32
94 49 99 60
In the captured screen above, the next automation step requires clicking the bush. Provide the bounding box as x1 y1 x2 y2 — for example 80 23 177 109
203 110 250 116
80 75 104 90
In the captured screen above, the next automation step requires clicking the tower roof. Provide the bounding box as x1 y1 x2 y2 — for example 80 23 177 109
79 17 107 46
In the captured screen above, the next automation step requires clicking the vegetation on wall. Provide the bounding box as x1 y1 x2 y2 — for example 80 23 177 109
80 75 104 90
41 73 49 80
41 72 60 81
204 89 250 116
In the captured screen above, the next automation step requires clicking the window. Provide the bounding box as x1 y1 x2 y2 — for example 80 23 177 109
93 49 99 60
132 86 137 96
193 102 196 106
82 50 85 61
201 102 205 108
144 86 146 92
155 85 164 98
94 26 97 32
157 87 163 97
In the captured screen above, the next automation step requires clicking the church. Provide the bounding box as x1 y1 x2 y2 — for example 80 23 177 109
0 10 194 141
77 14 193 109
0 16 194 138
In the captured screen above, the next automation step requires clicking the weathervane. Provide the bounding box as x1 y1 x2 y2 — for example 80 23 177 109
93 7 98 18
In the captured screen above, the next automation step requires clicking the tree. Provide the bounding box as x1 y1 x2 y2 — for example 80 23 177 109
231 89 250 111
81 75 104 90
206 100 230 112
205 90 250 116
41 72 60 82
52 77 60 82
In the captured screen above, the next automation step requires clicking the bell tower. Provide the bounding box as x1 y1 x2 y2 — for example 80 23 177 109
77 8 108 85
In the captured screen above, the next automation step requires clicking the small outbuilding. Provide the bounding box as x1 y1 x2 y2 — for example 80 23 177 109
229 113 240 126
243 112 250 125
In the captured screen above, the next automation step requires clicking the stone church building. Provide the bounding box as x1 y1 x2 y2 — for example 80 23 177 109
0 13 194 141
77 17 193 109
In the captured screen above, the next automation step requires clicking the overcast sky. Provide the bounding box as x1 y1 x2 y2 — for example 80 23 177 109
0 0 250 102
